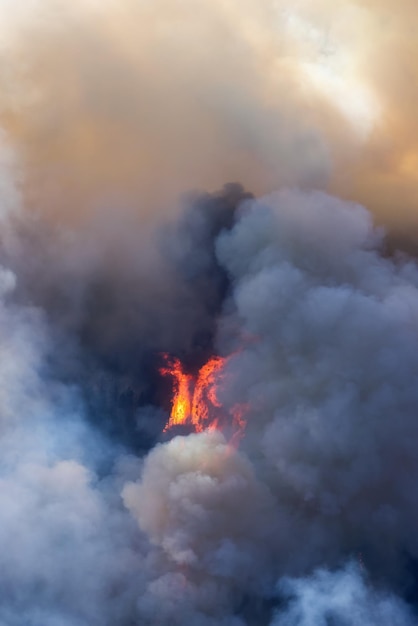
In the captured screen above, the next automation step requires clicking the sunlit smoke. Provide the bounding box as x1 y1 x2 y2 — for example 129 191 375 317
282 7 380 138
2 0 418 238
0 1 418 625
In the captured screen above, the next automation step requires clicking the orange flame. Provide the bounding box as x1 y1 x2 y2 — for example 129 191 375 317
160 353 246 439
159 356 193 430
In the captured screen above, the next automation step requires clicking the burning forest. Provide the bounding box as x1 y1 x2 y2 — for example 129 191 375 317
2 1 418 625
160 353 247 440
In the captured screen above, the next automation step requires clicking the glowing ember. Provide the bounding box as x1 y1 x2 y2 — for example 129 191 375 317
160 353 246 439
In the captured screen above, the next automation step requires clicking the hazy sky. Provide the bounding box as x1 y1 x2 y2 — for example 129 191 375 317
0 0 417 237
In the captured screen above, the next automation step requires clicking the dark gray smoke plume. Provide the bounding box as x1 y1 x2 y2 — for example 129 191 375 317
2 125 418 624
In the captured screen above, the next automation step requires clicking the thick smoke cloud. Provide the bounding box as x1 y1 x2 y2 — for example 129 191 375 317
0 181 249 448
0 0 331 223
123 430 277 625
272 564 415 626
2 143 418 622
1 1 418 624
217 190 418 583
2 0 418 242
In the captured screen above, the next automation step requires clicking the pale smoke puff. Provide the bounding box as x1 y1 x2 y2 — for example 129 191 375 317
123 430 277 587
271 563 415 626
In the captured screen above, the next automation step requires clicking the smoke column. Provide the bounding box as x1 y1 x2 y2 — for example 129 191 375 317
0 1 418 625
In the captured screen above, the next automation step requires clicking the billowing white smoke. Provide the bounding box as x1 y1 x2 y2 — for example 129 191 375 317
0 234 141 623
123 430 277 624
2 142 418 623
272 564 415 625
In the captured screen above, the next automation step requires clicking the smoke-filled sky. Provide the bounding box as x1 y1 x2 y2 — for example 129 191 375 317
2 1 418 625
1 0 418 238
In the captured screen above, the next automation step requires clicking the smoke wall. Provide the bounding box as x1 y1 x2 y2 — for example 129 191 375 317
1 1 418 625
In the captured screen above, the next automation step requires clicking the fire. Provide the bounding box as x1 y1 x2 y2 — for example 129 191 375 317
160 353 247 439
159 356 193 429
191 356 225 432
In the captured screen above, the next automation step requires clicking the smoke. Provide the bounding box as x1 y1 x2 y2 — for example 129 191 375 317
272 564 416 626
0 181 250 450
2 0 418 240
216 189 418 582
1 1 418 624
123 430 277 625
0 0 332 224
2 156 418 622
